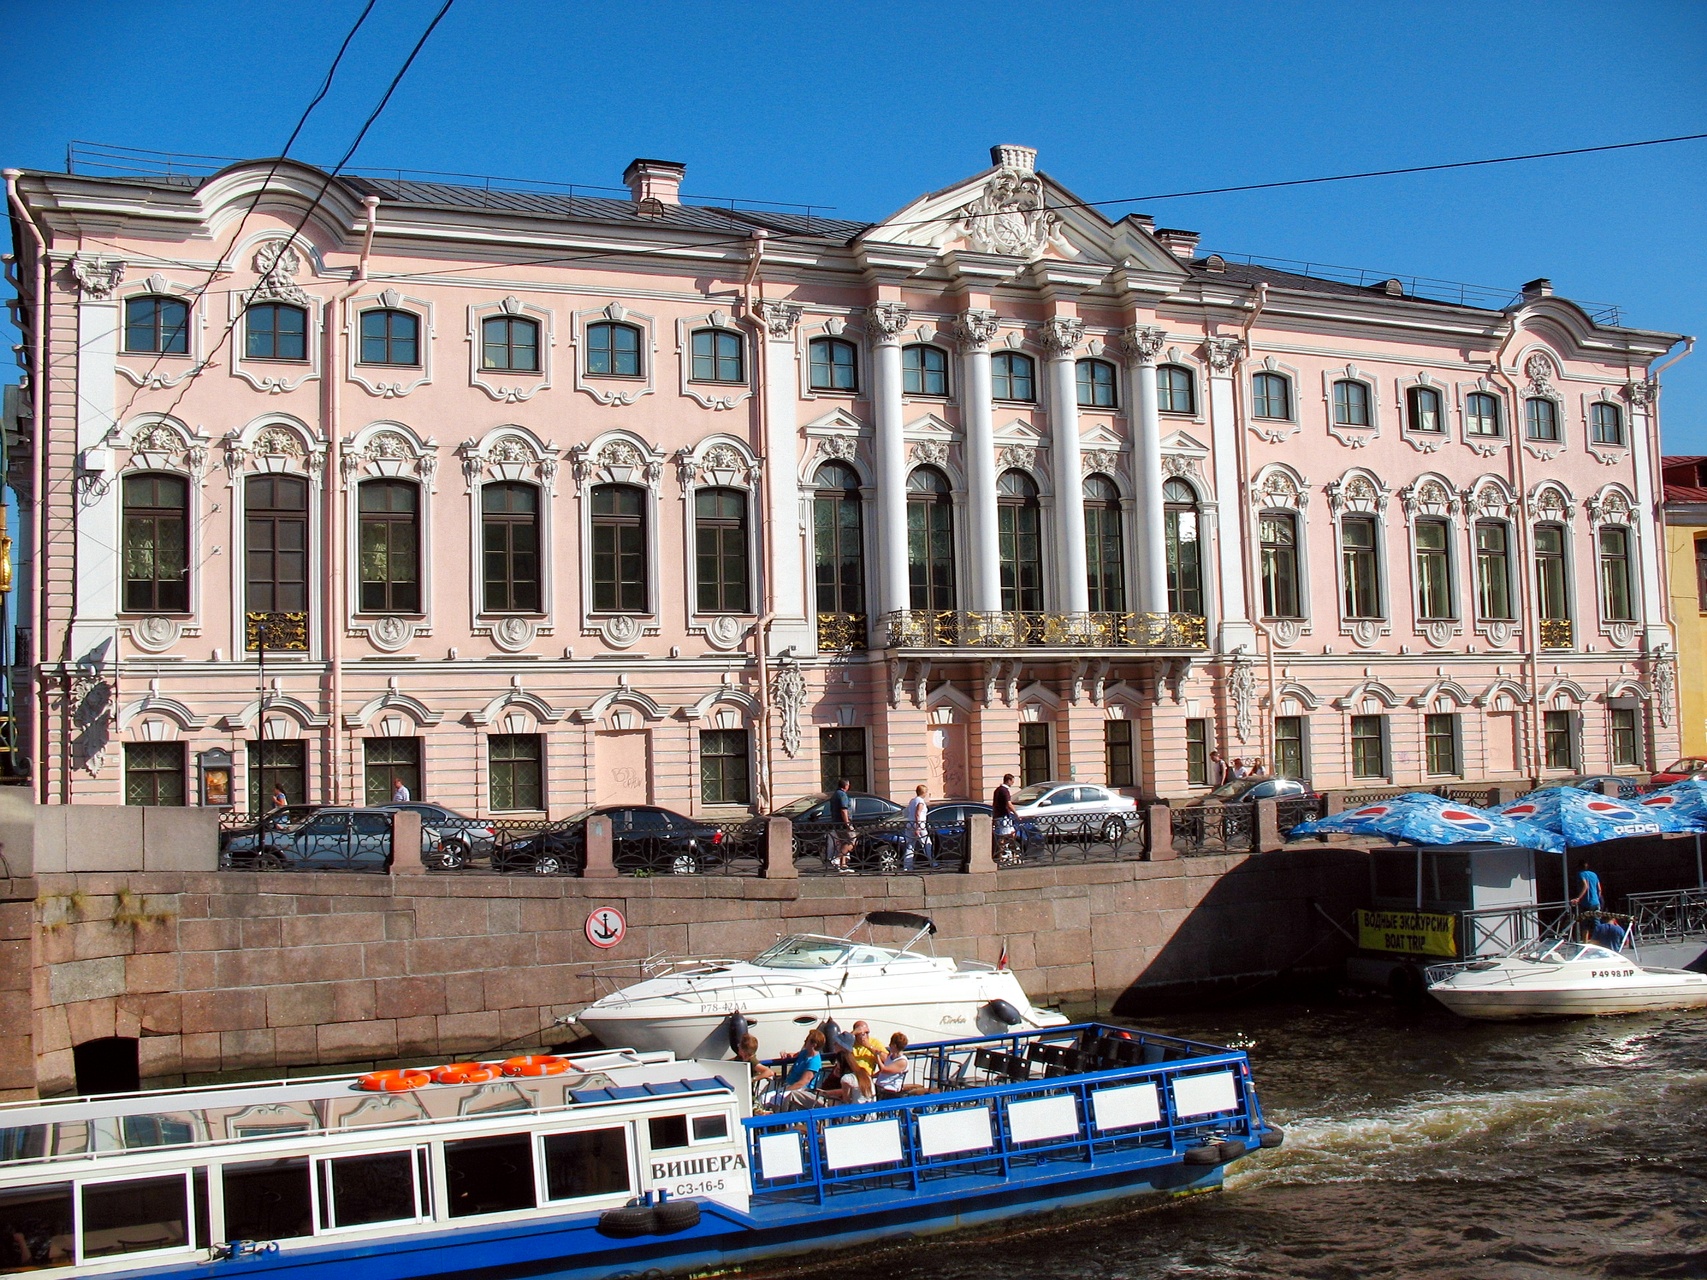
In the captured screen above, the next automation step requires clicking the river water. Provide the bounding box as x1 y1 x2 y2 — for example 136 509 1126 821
763 992 1707 1279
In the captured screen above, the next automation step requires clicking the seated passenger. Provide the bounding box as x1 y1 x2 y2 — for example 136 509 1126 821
850 1021 886 1078
735 1033 775 1082
1587 913 1628 951
874 1032 926 1097
766 1029 825 1111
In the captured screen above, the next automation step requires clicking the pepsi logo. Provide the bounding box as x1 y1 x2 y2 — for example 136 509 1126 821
1505 804 1539 818
1353 805 1392 817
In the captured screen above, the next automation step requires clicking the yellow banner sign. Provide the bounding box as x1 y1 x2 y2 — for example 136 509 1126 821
1356 908 1457 958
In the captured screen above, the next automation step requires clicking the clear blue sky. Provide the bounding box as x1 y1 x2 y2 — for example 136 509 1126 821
3 0 1704 444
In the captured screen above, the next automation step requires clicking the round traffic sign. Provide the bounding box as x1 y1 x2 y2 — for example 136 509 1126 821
585 906 627 949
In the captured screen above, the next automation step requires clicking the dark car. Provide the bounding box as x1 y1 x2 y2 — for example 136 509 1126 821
220 807 395 870
1185 776 1313 806
380 802 498 869
492 805 732 876
774 792 903 869
1559 774 1647 800
867 800 1045 869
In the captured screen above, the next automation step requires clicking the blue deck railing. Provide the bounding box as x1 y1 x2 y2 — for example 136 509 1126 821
743 1024 1263 1207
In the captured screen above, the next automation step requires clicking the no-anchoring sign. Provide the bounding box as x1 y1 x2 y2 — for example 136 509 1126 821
585 906 627 949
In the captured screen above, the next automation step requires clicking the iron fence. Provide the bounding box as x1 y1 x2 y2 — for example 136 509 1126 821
1625 887 1707 944
1003 811 1149 866
794 817 964 877
217 807 392 872
1336 787 1410 808
1439 786 1498 809
1171 804 1254 856
1275 794 1325 836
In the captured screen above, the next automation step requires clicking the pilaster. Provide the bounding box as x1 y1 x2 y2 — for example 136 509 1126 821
868 301 911 619
1204 336 1257 653
756 300 811 654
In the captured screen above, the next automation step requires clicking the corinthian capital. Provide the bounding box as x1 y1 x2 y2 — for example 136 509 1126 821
1040 317 1086 360
954 308 1000 352
1119 325 1167 366
1203 336 1246 374
754 300 804 339
1626 378 1657 409
69 254 126 301
865 301 911 345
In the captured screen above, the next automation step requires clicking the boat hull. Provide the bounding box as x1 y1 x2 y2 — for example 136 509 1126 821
1431 982 1707 1019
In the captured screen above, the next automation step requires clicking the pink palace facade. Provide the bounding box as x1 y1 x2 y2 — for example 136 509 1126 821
2 145 1688 816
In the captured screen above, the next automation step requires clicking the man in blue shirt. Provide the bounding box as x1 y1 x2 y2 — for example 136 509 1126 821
827 780 855 873
1572 860 1603 913
1586 913 1627 950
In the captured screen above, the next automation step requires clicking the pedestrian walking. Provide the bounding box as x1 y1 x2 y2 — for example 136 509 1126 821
1209 750 1228 787
903 785 934 870
269 783 287 811
391 777 411 803
826 778 855 874
992 772 1018 865
1230 757 1249 780
1571 859 1603 913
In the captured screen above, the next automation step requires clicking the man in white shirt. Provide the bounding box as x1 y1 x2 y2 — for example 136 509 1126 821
903 785 934 870
391 777 411 803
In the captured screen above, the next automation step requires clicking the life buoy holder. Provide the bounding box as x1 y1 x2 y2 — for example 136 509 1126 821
356 1068 432 1092
502 1054 573 1077
431 1062 500 1085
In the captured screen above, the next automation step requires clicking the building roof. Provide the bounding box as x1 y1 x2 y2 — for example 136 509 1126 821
1661 456 1707 504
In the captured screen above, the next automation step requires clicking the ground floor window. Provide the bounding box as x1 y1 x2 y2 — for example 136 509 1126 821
1019 723 1052 787
1425 713 1459 777
1609 706 1640 768
1543 710 1575 771
700 729 751 806
1105 720 1134 788
124 742 185 806
248 739 306 811
364 738 422 806
818 728 868 794
1350 715 1386 779
1185 719 1208 786
1274 717 1305 780
489 734 543 811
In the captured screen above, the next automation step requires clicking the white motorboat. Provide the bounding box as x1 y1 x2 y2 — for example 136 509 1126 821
574 911 1069 1059
1426 936 1707 1019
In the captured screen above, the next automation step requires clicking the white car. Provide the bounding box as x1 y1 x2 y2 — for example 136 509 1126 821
1008 782 1139 841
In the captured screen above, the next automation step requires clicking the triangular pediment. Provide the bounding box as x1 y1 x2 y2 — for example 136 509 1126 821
993 416 1044 444
1161 429 1209 455
803 406 868 436
903 412 955 438
1080 422 1124 449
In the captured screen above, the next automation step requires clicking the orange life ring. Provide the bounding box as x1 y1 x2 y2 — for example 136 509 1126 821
431 1062 500 1085
501 1054 572 1077
356 1068 433 1092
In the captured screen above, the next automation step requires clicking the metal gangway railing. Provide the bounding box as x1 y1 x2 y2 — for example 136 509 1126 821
1456 900 1575 958
1624 887 1707 944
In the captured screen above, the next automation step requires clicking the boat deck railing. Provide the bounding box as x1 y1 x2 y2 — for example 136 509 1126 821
745 1024 1258 1207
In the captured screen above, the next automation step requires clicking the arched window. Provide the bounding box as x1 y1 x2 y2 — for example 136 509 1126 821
1163 478 1202 616
991 352 1035 402
906 467 956 611
1157 364 1195 414
813 462 864 616
1466 391 1501 437
809 337 858 391
481 316 539 372
1525 397 1559 442
1252 371 1291 420
691 329 744 383
245 474 309 634
1406 385 1444 433
245 303 307 361
587 321 643 377
1083 473 1125 612
1259 510 1300 618
902 344 948 396
695 487 749 613
481 482 540 613
359 309 420 366
1075 359 1117 409
124 296 188 355
357 480 420 613
997 470 1043 612
1333 380 1372 427
1591 402 1624 446
590 484 648 611
122 473 189 612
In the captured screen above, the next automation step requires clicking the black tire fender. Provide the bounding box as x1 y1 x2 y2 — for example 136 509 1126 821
652 1199 701 1234
984 999 1024 1027
1259 1126 1285 1149
1217 1139 1249 1163
597 1205 657 1237
1183 1144 1221 1166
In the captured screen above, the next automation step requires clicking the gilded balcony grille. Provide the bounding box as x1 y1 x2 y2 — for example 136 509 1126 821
245 611 309 653
1539 617 1573 649
879 610 1208 650
816 612 868 652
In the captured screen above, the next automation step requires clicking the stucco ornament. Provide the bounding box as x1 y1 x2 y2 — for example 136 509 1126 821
600 616 641 650
1229 646 1256 743
1524 354 1557 396
131 424 181 455
1119 326 1167 365
1652 647 1676 727
70 254 126 300
1202 337 1246 374
704 616 745 651
1626 379 1657 409
954 309 1000 352
1081 448 1120 477
368 616 414 653
254 427 304 459
772 656 807 758
491 616 536 653
865 302 910 344
910 440 949 468
754 300 803 339
997 445 1037 472
131 616 181 653
1040 317 1085 360
820 435 858 463
955 161 1075 261
251 242 309 305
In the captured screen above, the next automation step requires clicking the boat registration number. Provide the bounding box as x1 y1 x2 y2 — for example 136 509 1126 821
1591 969 1636 978
669 1178 725 1196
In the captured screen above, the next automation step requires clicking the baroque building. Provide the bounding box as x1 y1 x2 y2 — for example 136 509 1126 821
2 145 1686 815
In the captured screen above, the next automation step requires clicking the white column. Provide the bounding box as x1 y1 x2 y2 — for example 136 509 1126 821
1043 318 1089 615
868 302 911 621
956 309 1002 613
756 301 810 653
1205 336 1257 653
69 254 124 669
1122 326 1168 614
1627 379 1669 651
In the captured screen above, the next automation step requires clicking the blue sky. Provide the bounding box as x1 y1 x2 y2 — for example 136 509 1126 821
3 0 1704 444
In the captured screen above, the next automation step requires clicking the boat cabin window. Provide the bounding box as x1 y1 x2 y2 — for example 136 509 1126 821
648 1114 690 1150
541 1127 631 1202
318 1150 425 1230
0 1181 73 1271
81 1172 190 1261
224 1157 313 1242
1514 939 1622 964
692 1113 730 1143
445 1133 537 1219
752 936 851 968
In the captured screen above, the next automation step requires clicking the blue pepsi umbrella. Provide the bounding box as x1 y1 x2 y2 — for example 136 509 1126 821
1494 786 1704 845
1291 791 1563 853
1638 778 1707 886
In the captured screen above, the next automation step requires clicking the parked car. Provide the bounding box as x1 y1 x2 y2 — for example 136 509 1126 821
1650 758 1707 787
380 802 497 868
773 792 904 868
865 800 1044 869
1007 783 1138 842
1558 774 1647 800
491 805 730 876
220 807 395 870
1185 776 1312 805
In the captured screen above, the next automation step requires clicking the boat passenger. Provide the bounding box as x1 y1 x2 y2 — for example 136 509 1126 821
736 1033 775 1082
767 1029 826 1111
874 1032 926 1098
850 1021 886 1077
1586 913 1628 950
821 1048 872 1104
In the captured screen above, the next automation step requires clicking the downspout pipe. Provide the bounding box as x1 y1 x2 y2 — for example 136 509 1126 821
6 170 48 804
742 229 775 810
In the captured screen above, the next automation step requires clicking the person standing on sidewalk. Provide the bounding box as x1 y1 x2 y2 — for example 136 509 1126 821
992 773 1018 864
828 778 856 873
903 785 934 870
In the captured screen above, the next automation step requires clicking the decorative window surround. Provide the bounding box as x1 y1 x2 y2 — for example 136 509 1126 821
230 240 322 394
797 315 869 401
343 421 440 654
568 432 667 649
346 289 434 398
900 323 957 406
1463 477 1519 649
1156 346 1208 424
1586 482 1641 650
1396 371 1450 453
572 301 656 406
903 413 963 487
1251 462 1312 647
1323 365 1380 449
1398 474 1463 650
221 416 326 665
1325 468 1391 649
341 686 446 732
1456 377 1508 456
468 296 553 403
673 434 762 650
676 309 751 410
1519 349 1566 462
802 407 872 484
1247 355 1302 443
116 271 208 390
1584 388 1631 466
457 425 562 653
115 415 213 651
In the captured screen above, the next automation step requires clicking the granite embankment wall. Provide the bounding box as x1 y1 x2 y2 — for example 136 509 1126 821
0 845 1366 1098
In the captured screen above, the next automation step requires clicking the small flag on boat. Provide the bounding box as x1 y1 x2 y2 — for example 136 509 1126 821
997 940 1009 971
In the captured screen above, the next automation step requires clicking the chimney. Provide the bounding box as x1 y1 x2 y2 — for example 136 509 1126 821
1521 277 1553 300
622 158 685 206
1154 228 1200 260
990 144 1037 173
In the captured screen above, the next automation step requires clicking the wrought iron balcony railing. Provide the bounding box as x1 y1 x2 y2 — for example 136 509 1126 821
879 609 1208 650
816 612 868 652
245 611 309 653
1539 617 1573 649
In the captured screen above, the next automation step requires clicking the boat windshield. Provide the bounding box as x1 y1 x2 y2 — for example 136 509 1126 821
1511 939 1625 964
753 936 853 968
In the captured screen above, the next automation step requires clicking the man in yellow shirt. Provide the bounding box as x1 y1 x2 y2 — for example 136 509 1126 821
850 1020 887 1085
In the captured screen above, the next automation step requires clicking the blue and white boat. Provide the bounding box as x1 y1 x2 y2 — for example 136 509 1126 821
0 1025 1281 1277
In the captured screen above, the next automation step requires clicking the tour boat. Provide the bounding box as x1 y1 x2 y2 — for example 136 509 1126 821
0 1023 1280 1278
1426 937 1707 1019
574 911 1069 1060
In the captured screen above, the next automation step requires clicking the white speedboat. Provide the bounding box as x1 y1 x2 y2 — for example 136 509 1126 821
1427 936 1707 1019
575 911 1069 1059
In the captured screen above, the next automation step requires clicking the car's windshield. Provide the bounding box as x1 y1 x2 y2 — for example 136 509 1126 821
775 795 828 817
1011 784 1054 804
1664 760 1704 773
1209 778 1261 801
753 935 852 968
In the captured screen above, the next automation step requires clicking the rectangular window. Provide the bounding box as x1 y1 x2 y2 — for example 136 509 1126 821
1599 526 1634 621
1536 524 1569 621
81 1173 189 1260
1425 713 1459 776
248 739 306 812
1186 719 1208 786
1260 512 1301 618
542 1128 631 1203
489 734 543 812
364 738 422 807
1544 710 1575 771
1333 380 1371 427
699 729 751 806
1274 717 1305 780
1104 719 1134 788
690 329 744 383
1406 385 1443 433
223 1159 312 1243
1610 707 1639 768
1466 392 1501 437
358 481 421 614
445 1133 536 1219
482 484 541 614
1696 537 1707 611
818 728 868 794
123 474 190 613
1414 518 1453 620
1591 402 1624 446
591 486 649 613
1475 522 1513 620
124 742 185 806
0 1183 73 1269
1350 715 1386 779
1340 516 1380 618
1525 397 1559 441
1019 723 1052 787
319 1151 420 1230
695 489 750 614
